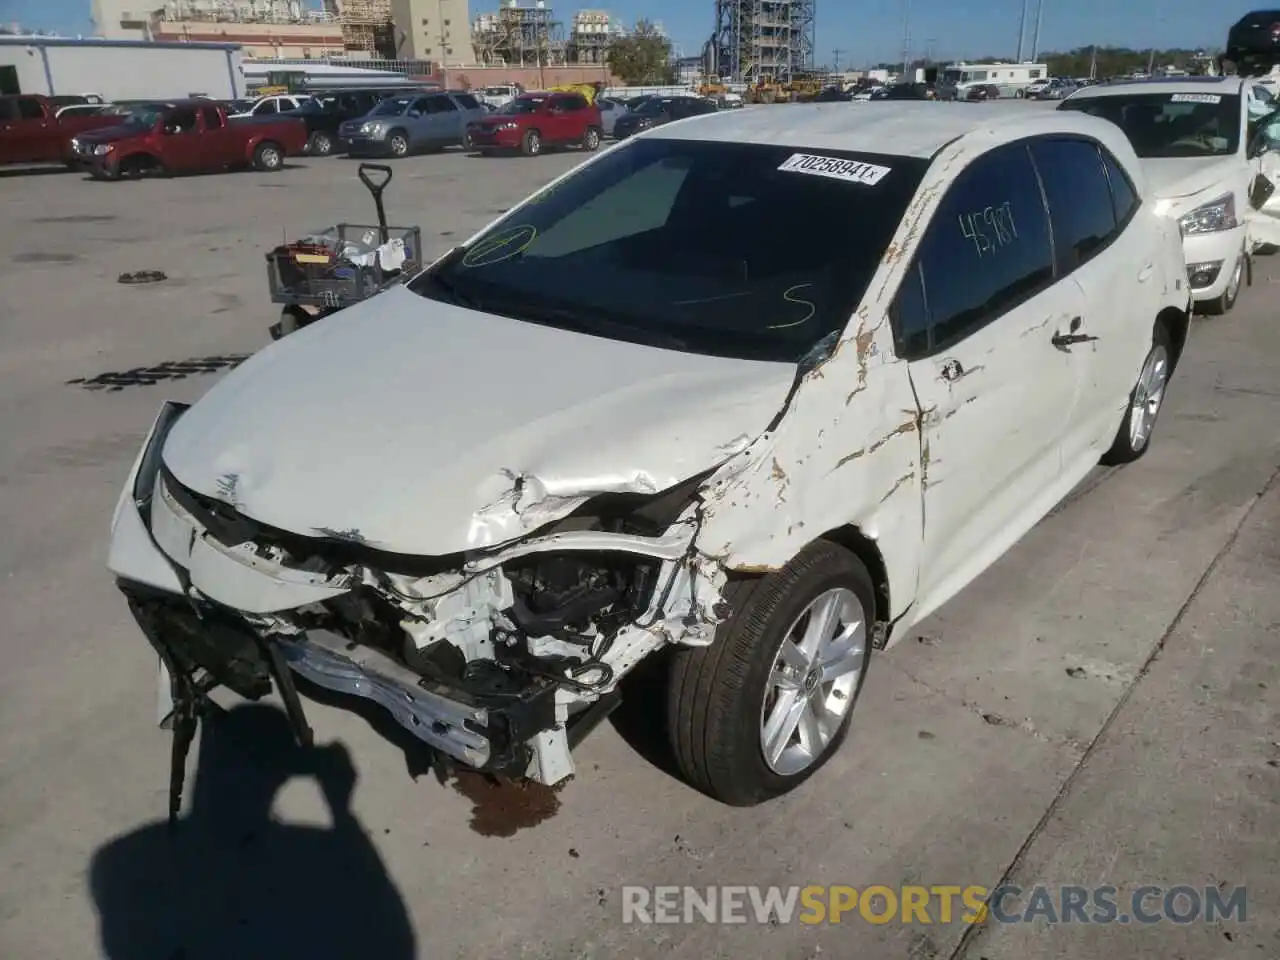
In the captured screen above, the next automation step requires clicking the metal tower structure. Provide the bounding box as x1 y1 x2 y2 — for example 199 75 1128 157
713 0 815 82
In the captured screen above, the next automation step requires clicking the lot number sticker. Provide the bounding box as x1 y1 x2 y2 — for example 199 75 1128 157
778 153 892 185
1170 93 1221 104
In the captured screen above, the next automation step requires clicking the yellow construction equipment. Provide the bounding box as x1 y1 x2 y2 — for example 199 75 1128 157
547 82 602 103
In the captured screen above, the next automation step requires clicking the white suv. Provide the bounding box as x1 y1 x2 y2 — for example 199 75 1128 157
109 103 1190 808
1060 76 1280 313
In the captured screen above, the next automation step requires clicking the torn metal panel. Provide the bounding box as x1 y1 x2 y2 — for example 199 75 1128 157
695 305 925 621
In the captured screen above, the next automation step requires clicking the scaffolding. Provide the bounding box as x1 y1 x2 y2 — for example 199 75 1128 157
159 0 338 23
333 0 393 55
565 9 612 65
471 1 566 67
713 0 815 83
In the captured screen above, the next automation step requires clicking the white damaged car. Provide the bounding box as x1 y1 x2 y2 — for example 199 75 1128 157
109 103 1191 809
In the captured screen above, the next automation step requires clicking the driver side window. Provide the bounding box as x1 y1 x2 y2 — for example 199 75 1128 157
892 142 1054 358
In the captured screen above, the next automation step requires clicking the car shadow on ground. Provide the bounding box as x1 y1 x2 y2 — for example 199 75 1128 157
87 702 416 960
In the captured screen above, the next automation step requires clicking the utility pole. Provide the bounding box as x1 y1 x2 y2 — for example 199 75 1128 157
1030 0 1044 61
925 38 936 64
900 0 912 77
1016 0 1030 61
833 48 843 72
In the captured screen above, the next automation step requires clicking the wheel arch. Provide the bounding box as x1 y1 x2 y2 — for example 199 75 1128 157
728 524 892 632
1156 304 1189 369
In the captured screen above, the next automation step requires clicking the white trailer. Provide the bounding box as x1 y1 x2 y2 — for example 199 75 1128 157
0 37 245 102
936 62 1048 100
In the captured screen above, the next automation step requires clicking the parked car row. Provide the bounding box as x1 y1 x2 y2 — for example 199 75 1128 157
112 84 1277 813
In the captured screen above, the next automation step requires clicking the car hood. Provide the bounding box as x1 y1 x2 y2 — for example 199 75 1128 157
161 285 796 556
1142 156 1241 201
74 123 142 144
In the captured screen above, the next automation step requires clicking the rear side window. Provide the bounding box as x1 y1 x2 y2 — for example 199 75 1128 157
428 95 458 113
16 97 44 119
563 95 589 110
1099 148 1138 225
255 100 278 115
454 93 480 110
201 106 223 129
900 142 1054 355
1027 138 1117 272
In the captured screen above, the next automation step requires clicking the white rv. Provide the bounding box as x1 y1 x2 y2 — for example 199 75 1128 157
936 62 1048 100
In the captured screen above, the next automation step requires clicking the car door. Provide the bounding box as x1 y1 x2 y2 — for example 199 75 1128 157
8 96 52 163
546 95 577 144
158 106 204 170
1247 110 1280 245
898 140 1082 614
403 96 432 147
1026 136 1145 465
426 93 463 145
200 105 239 166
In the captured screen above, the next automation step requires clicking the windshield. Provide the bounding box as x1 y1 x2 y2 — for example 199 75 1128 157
120 105 167 127
635 98 675 115
409 138 926 363
371 96 413 116
1060 92 1242 157
500 97 546 114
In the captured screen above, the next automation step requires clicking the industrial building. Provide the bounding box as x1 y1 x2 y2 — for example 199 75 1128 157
388 0 470 65
711 0 816 83
0 35 245 99
470 4 619 68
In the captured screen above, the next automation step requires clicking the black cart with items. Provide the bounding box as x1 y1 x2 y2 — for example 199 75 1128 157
265 163 423 339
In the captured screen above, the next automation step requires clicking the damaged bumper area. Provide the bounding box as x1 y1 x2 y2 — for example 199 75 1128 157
108 404 728 788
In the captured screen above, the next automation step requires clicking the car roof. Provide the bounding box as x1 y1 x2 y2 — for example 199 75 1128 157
1067 76 1245 100
646 101 1139 160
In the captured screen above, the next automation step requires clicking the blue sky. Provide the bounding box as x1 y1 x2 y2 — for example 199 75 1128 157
2 0 1262 64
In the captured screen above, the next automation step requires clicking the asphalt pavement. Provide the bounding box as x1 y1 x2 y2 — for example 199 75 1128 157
0 145 1276 960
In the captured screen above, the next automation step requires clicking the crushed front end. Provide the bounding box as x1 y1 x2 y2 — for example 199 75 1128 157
108 404 729 807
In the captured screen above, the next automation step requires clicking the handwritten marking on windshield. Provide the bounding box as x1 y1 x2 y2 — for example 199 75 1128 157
768 283 817 329
460 224 537 267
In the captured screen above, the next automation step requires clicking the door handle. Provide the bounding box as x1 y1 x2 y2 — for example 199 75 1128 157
1051 317 1097 348
1137 262 1154 282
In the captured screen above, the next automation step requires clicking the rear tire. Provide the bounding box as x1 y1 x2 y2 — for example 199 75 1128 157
581 126 601 151
253 141 284 171
521 129 542 156
307 131 333 156
1100 322 1173 466
666 540 874 806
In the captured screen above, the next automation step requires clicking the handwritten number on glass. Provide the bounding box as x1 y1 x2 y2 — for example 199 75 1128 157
959 202 1017 256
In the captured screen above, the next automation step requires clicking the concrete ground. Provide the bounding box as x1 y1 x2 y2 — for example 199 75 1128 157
0 144 1277 960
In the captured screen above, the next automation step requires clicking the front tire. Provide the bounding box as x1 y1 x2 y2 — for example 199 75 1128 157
1100 322 1173 466
521 129 542 156
387 130 410 158
1198 253 1244 316
667 541 874 806
581 126 601 151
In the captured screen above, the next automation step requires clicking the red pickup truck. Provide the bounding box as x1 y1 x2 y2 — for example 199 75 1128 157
0 94 124 166
69 100 308 179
